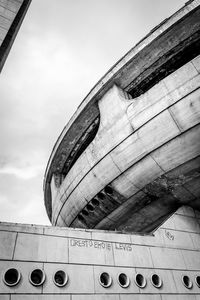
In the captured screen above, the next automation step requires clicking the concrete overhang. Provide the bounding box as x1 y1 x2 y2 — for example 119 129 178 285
44 0 200 221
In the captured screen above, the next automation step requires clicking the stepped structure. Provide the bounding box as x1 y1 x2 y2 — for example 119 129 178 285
1 0 200 299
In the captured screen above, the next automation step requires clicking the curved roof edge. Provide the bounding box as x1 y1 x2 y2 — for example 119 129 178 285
44 0 200 221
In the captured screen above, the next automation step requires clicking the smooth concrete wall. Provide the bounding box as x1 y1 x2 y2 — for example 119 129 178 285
0 206 200 298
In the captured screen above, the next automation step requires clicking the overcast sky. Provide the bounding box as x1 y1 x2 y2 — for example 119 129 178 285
0 0 186 226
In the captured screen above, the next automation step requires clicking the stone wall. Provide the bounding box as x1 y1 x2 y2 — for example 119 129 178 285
0 206 200 298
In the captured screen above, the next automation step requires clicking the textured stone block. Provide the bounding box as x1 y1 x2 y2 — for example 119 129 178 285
150 247 185 269
169 88 200 132
124 155 163 190
113 244 153 268
161 228 194 250
0 231 16 259
111 172 139 198
0 222 43 234
152 125 200 172
192 54 200 73
69 236 114 265
111 132 147 173
14 233 69 263
164 62 198 92
174 215 200 233
182 250 200 270
169 74 200 104
138 109 180 153
0 0 21 13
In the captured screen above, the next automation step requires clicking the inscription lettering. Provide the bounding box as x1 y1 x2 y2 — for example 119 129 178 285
70 238 132 251
115 242 132 251
70 238 112 250
165 230 175 241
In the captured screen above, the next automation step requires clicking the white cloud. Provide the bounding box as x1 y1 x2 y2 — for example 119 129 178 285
0 164 43 180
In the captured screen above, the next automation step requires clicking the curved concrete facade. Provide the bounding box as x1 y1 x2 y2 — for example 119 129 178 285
1 1 200 299
44 0 200 231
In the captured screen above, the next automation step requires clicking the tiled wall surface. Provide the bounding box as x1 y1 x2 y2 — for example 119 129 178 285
0 206 200 298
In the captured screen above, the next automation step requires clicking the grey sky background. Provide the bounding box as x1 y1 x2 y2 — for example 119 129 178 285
0 0 186 225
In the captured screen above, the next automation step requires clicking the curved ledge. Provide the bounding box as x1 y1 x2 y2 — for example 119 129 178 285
44 1 200 221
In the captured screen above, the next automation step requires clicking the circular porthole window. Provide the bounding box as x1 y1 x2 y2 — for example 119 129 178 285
182 275 193 289
151 274 162 288
53 270 68 287
118 273 130 288
3 268 21 287
29 269 45 286
195 276 200 288
135 273 147 288
99 272 112 288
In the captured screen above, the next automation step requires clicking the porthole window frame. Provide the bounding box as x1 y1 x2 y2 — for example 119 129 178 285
99 272 112 288
150 273 163 288
135 273 147 288
182 275 193 289
195 275 200 288
117 272 130 288
29 268 46 286
3 268 21 287
53 270 68 287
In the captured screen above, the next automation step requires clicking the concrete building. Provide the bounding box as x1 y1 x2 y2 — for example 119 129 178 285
0 0 31 72
1 0 200 299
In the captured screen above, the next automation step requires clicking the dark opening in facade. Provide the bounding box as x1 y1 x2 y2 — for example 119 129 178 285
82 209 89 216
91 198 100 206
182 275 193 289
118 273 130 288
29 269 45 286
195 276 200 288
97 192 106 200
151 274 162 288
53 270 68 287
86 204 94 211
104 186 113 195
135 273 146 288
3 268 21 286
78 214 85 222
99 272 112 288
